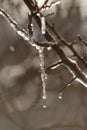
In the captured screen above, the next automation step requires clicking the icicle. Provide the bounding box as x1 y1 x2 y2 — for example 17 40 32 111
38 47 47 108
41 17 46 34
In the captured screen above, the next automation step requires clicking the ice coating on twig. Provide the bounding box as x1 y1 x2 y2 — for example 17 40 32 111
0 8 29 41
76 78 87 88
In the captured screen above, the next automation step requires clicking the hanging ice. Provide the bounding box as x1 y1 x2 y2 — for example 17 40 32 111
41 17 46 34
58 92 62 99
38 47 47 108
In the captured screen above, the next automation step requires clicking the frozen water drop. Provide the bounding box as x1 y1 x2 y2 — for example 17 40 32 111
43 104 47 108
43 105 47 108
45 74 48 79
9 45 15 52
47 47 52 51
58 92 62 99
42 94 46 99
42 95 47 108
67 83 71 87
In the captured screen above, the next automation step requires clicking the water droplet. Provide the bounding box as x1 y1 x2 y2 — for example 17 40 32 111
42 95 47 108
9 45 15 52
45 74 48 79
43 104 47 108
58 92 62 99
42 94 46 99
67 83 71 87
47 47 52 51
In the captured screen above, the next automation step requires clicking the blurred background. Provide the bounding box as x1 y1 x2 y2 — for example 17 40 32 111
0 0 87 130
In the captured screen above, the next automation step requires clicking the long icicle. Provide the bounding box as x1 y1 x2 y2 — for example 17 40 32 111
38 47 47 108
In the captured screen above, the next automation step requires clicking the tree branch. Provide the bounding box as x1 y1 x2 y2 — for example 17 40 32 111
23 0 87 88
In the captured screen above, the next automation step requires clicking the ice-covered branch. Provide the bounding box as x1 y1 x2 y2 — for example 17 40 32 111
0 8 29 41
45 60 63 72
0 0 87 109
46 22 87 68
52 44 87 88
34 40 55 47
59 77 76 93
50 38 87 88
0 8 44 49
23 0 87 89
77 34 87 47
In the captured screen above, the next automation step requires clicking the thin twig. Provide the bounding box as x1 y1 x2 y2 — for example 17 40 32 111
59 77 76 93
45 60 62 72
0 8 29 41
34 40 55 47
77 34 87 47
46 23 87 68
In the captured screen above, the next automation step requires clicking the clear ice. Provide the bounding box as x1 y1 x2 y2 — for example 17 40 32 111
38 47 47 108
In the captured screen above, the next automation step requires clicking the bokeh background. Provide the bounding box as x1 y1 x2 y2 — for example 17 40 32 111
0 0 87 130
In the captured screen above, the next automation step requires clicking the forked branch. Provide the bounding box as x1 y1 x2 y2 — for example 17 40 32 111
0 0 87 95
